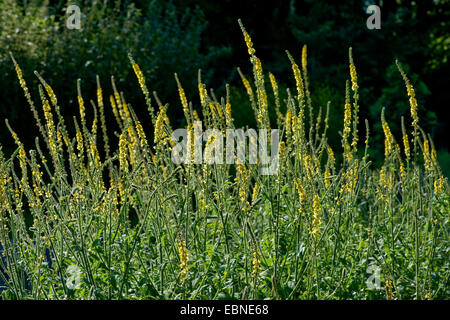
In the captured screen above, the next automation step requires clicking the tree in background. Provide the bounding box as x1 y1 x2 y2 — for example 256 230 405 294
0 0 225 153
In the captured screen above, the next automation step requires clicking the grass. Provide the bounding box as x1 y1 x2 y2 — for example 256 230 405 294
0 22 448 300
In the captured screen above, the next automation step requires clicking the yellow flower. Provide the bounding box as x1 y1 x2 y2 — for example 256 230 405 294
225 102 233 125
324 170 331 188
291 62 304 100
154 109 167 144
294 178 305 203
235 164 249 209
406 84 418 129
385 280 395 300
311 195 321 237
327 147 335 172
178 240 189 280
434 176 444 195
400 162 406 180
135 121 148 147
76 131 84 158
175 74 190 122
131 61 147 97
77 80 86 126
423 139 432 172
301 45 308 72
238 20 255 56
251 182 259 205
204 135 216 163
119 132 128 172
252 251 261 280
198 83 208 106
381 109 394 158
89 142 101 166
402 134 410 161
45 85 58 107
343 103 352 144
349 64 358 91
109 95 122 128
397 61 419 140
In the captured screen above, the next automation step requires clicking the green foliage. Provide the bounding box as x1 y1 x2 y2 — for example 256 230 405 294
437 149 450 178
0 0 221 149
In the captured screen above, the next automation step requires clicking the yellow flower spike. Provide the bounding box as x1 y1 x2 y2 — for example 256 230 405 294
208 103 216 121
91 117 98 137
109 95 122 129
129 54 153 116
349 48 359 92
294 178 305 203
44 84 58 107
434 177 445 195
237 67 258 121
215 103 224 120
175 73 191 124
238 69 254 97
198 82 207 106
135 121 148 148
324 170 331 188
402 133 410 161
76 131 84 159
251 182 259 205
96 76 110 158
396 60 420 155
5 120 28 189
225 102 233 124
89 142 101 167
286 50 305 102
342 81 352 151
96 87 103 109
126 126 137 166
311 195 321 237
349 64 358 91
301 45 308 72
111 76 127 123
119 132 129 173
252 251 261 280
400 162 406 180
269 73 278 93
381 108 394 158
77 79 86 127
269 72 282 124
40 95 57 158
236 164 250 208
285 110 292 136
238 19 256 56
291 61 304 100
423 139 432 172
204 135 216 163
10 53 47 141
385 280 395 300
178 240 189 280
327 146 336 172
343 102 352 145
154 108 167 145
253 57 269 127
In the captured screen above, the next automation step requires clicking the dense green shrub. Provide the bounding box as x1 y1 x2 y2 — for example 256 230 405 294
0 0 222 152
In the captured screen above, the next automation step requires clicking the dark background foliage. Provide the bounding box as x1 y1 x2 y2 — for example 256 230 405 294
0 0 448 174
